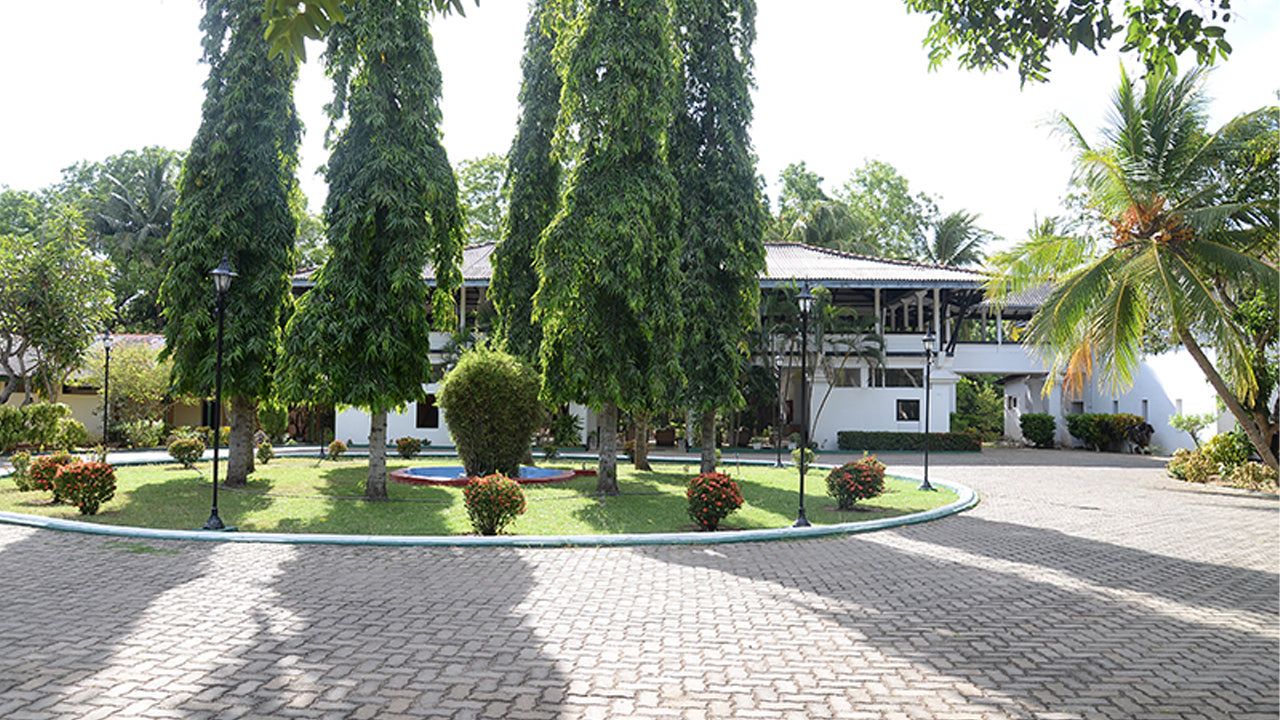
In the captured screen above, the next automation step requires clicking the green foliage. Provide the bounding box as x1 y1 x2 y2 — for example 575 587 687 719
88 341 175 440
547 408 583 448
825 454 887 510
256 441 275 465
396 436 423 460
951 376 1003 441
1020 413 1056 448
28 452 77 503
1226 461 1278 492
436 346 543 477
837 430 982 452
168 437 206 467
455 154 508 244
1168 447 1217 483
835 159 939 259
57 418 87 452
162 0 300 403
686 472 744 531
54 461 116 515
462 473 526 536
491 0 561 363
924 211 991 267
1169 412 1217 447
120 419 165 449
1202 431 1251 475
258 401 289 443
327 440 348 460
904 0 1234 85
791 446 817 473
262 0 476 61
1066 413 1144 452
21 403 71 450
670 0 766 425
9 451 32 491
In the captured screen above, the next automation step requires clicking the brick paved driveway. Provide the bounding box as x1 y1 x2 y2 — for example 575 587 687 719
0 449 1275 719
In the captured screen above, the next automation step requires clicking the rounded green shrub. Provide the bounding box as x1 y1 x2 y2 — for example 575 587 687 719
686 472 744 531
825 454 887 510
9 451 33 491
1179 448 1218 483
57 418 88 451
436 345 542 478
463 474 526 535
168 437 206 467
53 461 116 515
1226 462 1278 492
396 436 423 460
1202 431 1250 475
1020 413 1056 448
257 441 275 465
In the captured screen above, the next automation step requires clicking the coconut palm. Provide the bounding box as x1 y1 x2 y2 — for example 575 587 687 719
988 67 1278 469
922 210 989 267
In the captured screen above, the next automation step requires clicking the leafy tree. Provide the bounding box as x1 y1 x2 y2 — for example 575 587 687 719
280 0 463 499
263 0 478 60
987 68 1278 469
490 0 561 364
922 210 991 267
836 159 938 260
0 187 46 237
0 210 113 405
161 0 301 486
536 0 684 494
85 340 179 443
455 154 508 244
905 0 1236 84
670 0 766 473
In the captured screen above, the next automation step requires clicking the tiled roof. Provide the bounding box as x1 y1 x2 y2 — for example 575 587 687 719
979 283 1053 311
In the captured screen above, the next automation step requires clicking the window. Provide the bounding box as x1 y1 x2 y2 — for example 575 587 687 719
830 368 861 387
896 399 920 421
1007 396 1017 410
1069 401 1084 414
1141 399 1149 420
876 368 922 387
416 395 439 429
1112 400 1119 414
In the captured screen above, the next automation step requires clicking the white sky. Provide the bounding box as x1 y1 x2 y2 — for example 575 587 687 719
1 0 1276 250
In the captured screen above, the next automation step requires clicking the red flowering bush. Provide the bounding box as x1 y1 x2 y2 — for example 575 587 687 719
27 452 77 503
463 474 527 536
686 472 744 531
396 436 423 459
825 454 887 510
53 461 116 515
327 439 348 460
168 437 205 467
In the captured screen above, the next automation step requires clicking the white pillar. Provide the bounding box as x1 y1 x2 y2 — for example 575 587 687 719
874 288 882 337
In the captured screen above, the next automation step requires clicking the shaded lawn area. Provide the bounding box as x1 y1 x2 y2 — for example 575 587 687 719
0 456 957 536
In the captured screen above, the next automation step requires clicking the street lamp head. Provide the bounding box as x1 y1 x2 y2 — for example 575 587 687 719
797 285 814 315
775 354 785 370
101 328 114 349
210 253 237 296
922 329 936 351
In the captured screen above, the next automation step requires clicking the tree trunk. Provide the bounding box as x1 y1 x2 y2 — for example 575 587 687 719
700 408 717 474
633 412 652 471
597 401 620 495
1180 330 1279 471
367 409 388 500
224 395 257 487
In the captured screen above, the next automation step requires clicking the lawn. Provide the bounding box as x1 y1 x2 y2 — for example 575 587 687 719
0 456 957 536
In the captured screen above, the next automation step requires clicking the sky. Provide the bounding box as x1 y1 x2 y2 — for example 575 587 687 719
1 0 1277 251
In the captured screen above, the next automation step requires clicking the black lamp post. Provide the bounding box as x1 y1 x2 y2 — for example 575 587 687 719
101 329 113 446
203 253 236 531
794 285 814 527
774 353 785 469
920 329 936 492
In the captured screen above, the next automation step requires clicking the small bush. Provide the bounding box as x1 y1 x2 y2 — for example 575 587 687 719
1179 448 1217 484
686 472 745 531
1226 462 1278 492
168 437 206 467
1166 448 1193 480
57 418 88 451
28 452 77 503
9 451 33 491
436 345 543 477
825 454 887 510
0 405 22 453
791 445 817 473
257 441 275 465
396 436 422 460
53 461 116 515
837 430 982 452
120 418 165 448
463 474 526 535
1202 431 1250 475
258 402 289 442
23 403 70 448
327 439 348 460
542 444 558 460
1066 413 1144 452
1020 413 1056 448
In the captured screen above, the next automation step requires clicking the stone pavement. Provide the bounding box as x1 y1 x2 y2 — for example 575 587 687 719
0 449 1275 719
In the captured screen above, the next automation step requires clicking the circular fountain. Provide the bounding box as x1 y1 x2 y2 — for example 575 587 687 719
389 465 576 487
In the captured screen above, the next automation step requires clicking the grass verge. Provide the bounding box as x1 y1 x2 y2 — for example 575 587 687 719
0 456 956 536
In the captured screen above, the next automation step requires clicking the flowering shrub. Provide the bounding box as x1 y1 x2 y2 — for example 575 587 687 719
168 437 206 467
1226 462 1278 492
825 454 887 510
396 436 422 459
463 474 526 536
53 461 116 515
9 451 33 491
28 452 77 503
1168 447 1216 483
257 441 275 465
686 472 744 531
1202 431 1250 475
327 439 348 460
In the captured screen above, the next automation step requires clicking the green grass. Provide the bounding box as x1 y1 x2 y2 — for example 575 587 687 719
0 456 957 536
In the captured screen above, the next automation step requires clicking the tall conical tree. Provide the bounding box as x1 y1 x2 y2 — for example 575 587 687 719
279 0 463 500
161 0 299 486
491 0 561 363
670 0 766 473
536 0 684 494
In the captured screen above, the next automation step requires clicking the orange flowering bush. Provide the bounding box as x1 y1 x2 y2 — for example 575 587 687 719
686 472 744 531
327 439 348 460
27 452 78 503
463 474 527 535
53 461 116 515
825 453 886 510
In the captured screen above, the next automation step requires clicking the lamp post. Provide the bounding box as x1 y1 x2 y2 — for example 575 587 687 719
794 285 814 527
774 353 785 468
101 329 113 446
203 253 236 531
920 329 936 492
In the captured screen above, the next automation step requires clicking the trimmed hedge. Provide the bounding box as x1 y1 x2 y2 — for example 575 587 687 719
837 430 981 452
1020 413 1056 448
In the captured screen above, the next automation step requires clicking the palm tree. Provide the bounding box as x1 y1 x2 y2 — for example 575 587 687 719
988 67 1278 469
923 210 989 267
